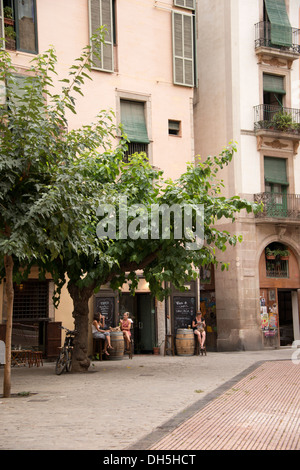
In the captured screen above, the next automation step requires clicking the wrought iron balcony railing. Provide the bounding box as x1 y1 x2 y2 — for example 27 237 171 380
255 21 300 54
254 105 300 135
254 192 300 220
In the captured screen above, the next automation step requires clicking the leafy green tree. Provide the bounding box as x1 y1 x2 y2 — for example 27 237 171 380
0 32 261 386
0 31 124 393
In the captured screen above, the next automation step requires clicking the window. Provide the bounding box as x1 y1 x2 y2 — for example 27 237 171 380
264 0 292 48
120 100 150 161
168 119 181 136
89 0 114 72
263 74 285 107
13 281 49 321
264 157 288 217
2 0 38 54
265 243 289 278
172 10 195 87
174 0 195 10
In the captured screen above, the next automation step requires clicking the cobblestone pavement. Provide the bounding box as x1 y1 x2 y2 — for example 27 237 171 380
0 347 299 450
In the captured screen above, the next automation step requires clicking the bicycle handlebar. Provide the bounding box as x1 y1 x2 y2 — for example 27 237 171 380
59 325 77 335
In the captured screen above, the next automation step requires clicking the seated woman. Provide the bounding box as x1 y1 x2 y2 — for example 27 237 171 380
92 312 113 355
120 312 132 351
192 310 206 351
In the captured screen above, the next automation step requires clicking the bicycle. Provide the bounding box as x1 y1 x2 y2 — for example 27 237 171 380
55 326 77 375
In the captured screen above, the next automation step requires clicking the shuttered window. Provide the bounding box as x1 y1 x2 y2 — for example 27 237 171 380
263 74 285 95
174 0 195 10
172 11 194 87
120 100 149 144
264 157 288 185
264 0 292 47
89 0 114 72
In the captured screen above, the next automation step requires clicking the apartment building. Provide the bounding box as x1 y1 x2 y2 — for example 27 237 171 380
0 0 198 355
194 0 300 350
1 0 299 357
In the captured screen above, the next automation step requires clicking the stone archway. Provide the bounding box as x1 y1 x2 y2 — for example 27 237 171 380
259 239 300 347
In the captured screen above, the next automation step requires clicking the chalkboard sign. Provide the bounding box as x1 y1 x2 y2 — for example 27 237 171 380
173 296 196 331
95 297 115 328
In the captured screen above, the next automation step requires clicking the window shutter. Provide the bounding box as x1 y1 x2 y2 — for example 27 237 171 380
263 74 286 94
264 0 292 47
174 0 195 10
0 0 4 50
172 11 194 87
120 100 149 144
89 0 114 72
264 157 288 185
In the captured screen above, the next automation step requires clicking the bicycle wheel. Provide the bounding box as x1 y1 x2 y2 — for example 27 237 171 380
55 348 67 375
66 349 72 373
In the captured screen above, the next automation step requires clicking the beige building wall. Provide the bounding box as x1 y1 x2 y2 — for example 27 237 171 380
1 0 195 351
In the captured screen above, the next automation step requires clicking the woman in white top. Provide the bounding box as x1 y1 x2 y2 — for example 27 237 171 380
92 313 113 355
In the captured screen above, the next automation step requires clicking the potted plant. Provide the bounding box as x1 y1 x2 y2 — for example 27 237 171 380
4 25 16 50
266 247 289 260
272 111 293 132
4 6 14 26
153 340 164 355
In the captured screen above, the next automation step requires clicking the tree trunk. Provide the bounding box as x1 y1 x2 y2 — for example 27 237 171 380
3 255 14 398
68 282 95 373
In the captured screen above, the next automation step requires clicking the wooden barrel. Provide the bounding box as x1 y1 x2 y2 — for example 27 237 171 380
176 329 194 356
108 331 124 360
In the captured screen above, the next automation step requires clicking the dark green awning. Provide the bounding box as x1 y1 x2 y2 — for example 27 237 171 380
120 100 149 144
264 156 288 185
265 0 292 47
263 74 286 94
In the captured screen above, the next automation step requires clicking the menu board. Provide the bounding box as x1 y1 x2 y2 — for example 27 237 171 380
173 296 196 330
95 297 114 328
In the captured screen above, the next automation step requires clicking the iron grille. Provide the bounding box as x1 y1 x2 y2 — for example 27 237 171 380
255 21 300 54
123 143 148 163
254 193 300 220
13 281 49 321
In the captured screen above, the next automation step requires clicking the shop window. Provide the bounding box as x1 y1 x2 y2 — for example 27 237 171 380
3 0 38 54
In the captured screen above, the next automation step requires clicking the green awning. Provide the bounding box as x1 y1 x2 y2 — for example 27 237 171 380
265 0 292 47
264 157 288 185
120 100 149 144
263 74 286 94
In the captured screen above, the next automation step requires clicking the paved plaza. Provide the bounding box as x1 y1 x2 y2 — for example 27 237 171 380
0 347 299 451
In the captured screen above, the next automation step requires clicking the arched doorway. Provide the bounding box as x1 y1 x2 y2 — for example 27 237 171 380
259 241 300 347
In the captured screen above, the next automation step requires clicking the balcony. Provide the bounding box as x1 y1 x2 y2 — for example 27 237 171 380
254 105 300 149
255 21 300 65
254 192 300 223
